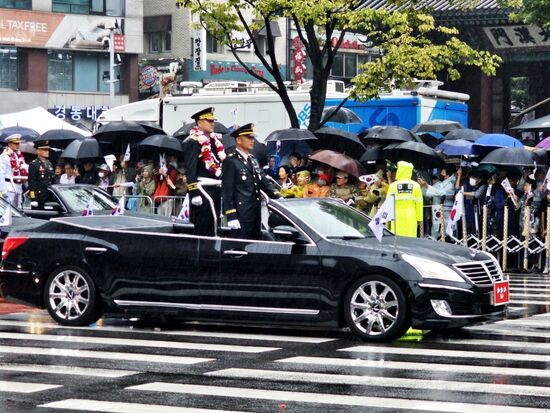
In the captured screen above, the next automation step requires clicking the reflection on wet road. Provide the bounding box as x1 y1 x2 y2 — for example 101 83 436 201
0 272 549 412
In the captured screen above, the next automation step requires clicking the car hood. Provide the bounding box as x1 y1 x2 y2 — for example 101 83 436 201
332 235 488 265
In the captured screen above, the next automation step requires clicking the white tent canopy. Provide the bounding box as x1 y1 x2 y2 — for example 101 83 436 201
0 107 91 137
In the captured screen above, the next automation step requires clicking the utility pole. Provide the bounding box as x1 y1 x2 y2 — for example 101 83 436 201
109 27 115 108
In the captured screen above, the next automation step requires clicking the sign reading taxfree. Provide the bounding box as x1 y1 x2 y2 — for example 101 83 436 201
0 10 133 52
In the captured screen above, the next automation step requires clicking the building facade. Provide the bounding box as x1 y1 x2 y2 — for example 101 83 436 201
0 0 143 124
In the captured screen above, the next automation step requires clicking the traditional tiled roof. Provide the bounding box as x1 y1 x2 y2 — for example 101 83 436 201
358 0 515 26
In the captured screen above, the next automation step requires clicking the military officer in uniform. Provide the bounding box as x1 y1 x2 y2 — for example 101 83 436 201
0 134 28 208
222 123 281 239
28 141 55 209
182 107 226 236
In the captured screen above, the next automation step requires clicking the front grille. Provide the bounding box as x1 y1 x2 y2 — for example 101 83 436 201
453 260 504 287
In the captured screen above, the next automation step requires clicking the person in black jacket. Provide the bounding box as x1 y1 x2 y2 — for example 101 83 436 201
182 107 226 236
28 141 55 209
222 123 281 239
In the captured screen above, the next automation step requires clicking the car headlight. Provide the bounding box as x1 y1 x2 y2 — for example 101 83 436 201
401 254 465 283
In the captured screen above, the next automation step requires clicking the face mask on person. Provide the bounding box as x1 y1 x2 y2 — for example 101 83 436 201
98 172 106 178
469 178 477 186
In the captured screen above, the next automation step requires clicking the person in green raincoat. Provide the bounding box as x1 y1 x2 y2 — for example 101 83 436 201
386 161 423 237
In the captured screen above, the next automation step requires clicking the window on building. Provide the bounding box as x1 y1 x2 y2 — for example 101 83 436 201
48 50 120 93
255 37 266 55
0 47 18 89
148 32 171 54
206 32 221 54
0 0 31 9
53 0 124 15
330 52 371 78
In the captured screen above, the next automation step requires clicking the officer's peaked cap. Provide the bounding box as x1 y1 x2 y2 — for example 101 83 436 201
35 140 50 149
231 123 255 138
191 107 216 121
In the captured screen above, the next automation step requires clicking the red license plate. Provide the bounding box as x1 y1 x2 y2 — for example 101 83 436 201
494 281 509 305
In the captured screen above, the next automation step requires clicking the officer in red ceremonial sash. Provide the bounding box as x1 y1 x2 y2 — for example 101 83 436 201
0 134 29 208
182 107 226 236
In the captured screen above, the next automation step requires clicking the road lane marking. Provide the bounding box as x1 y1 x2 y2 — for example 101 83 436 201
465 327 550 339
39 399 254 413
435 339 550 351
0 320 334 344
0 332 279 353
0 363 138 377
206 367 550 397
338 345 550 362
277 356 550 378
0 346 213 365
0 380 61 393
126 382 546 412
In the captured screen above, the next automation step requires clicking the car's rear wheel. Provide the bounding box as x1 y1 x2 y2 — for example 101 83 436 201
344 275 410 342
44 266 102 326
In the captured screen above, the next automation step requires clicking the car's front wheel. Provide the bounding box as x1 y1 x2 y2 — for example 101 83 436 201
44 266 102 326
344 275 410 342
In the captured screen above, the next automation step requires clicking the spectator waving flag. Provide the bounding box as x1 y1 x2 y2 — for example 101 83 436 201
82 196 94 216
445 190 464 236
177 194 190 223
112 197 125 216
368 193 395 242
0 204 12 227
123 144 131 162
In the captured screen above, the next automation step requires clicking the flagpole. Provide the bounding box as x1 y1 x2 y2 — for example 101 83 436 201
392 193 398 257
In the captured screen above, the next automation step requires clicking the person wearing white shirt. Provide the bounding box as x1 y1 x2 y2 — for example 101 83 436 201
59 163 77 184
0 134 29 208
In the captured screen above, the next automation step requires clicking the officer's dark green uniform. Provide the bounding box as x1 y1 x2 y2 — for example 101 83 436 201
28 140 55 209
221 124 281 239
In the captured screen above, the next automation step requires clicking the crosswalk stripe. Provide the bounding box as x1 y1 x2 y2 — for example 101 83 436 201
338 345 550 362
206 367 550 397
0 380 61 393
0 345 214 365
0 332 279 353
510 293 550 298
126 382 545 412
494 319 550 328
436 339 550 351
0 320 334 344
510 287 550 291
277 356 550 378
39 399 253 413
509 300 550 305
0 363 139 377
466 327 550 339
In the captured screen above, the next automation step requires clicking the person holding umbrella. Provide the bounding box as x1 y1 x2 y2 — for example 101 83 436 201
0 134 28 208
28 140 55 209
182 107 226 236
222 123 281 239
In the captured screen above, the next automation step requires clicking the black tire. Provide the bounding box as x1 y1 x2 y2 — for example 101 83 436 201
43 266 102 326
344 274 410 342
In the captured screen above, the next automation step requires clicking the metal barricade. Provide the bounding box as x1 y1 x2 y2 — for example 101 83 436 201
152 195 187 217
113 195 155 214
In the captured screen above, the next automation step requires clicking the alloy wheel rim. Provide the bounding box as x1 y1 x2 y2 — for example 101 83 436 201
48 270 90 321
350 280 399 336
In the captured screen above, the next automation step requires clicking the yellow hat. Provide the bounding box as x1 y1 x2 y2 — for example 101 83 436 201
5 134 22 144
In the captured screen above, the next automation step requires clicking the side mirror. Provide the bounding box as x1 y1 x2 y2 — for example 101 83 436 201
272 225 306 243
44 202 63 212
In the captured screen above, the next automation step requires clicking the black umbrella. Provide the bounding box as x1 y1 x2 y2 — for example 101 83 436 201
0 126 40 142
174 122 229 138
359 145 384 164
39 129 86 149
312 127 366 159
61 137 102 160
443 128 485 142
411 120 463 134
139 122 167 136
360 126 419 146
94 121 148 141
532 149 549 166
138 134 183 153
511 114 550 132
383 141 444 169
321 107 361 124
265 128 317 142
480 147 535 167
222 134 268 167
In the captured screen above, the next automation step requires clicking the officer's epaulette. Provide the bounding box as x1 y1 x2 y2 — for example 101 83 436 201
228 152 235 157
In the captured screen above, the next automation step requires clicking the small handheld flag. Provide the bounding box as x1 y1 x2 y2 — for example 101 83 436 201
82 196 94 216
177 194 190 223
112 197 125 216
368 194 395 242
445 190 464 236
123 144 131 162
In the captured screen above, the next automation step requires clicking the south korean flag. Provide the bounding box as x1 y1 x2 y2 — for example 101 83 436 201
82 196 94 217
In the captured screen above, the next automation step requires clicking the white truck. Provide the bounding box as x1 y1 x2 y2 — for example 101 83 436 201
96 81 348 141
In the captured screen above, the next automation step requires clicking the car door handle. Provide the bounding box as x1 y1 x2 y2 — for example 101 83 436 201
223 250 248 257
85 247 107 254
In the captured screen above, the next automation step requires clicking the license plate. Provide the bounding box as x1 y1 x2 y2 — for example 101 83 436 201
493 281 509 305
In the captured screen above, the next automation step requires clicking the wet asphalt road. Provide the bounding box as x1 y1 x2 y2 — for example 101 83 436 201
0 272 550 413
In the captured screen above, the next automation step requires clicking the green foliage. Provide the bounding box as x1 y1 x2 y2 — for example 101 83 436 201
501 0 550 30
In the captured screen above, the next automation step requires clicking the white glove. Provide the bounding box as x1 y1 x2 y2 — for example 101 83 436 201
191 196 203 206
228 219 241 230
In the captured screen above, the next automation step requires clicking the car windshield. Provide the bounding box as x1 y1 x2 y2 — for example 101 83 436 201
56 186 117 212
282 199 381 239
0 197 24 217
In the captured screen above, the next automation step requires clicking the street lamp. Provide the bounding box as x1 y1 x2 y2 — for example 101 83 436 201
103 21 121 108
